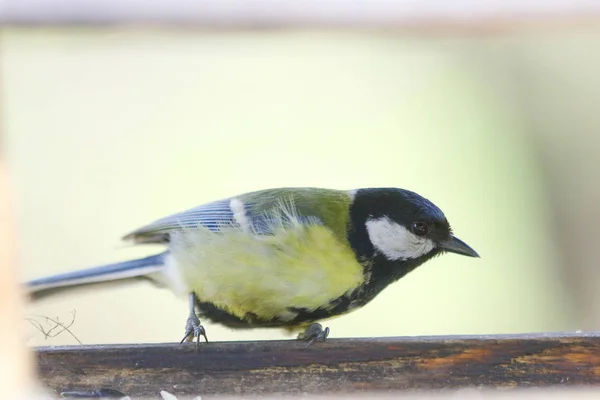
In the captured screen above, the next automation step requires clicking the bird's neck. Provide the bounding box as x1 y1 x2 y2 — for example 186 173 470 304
351 251 441 306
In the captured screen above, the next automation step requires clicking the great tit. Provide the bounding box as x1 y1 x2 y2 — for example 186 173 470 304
26 187 479 345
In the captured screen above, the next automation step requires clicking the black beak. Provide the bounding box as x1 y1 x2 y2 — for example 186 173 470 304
439 235 480 258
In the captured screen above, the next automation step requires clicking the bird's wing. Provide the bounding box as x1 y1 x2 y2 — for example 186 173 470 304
122 198 244 244
122 188 352 245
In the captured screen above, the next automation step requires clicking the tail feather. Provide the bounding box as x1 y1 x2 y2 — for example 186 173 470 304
26 252 166 301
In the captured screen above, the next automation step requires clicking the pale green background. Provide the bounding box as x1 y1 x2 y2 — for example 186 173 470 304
1 28 580 346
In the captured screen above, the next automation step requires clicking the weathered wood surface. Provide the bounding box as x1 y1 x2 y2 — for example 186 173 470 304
36 332 600 398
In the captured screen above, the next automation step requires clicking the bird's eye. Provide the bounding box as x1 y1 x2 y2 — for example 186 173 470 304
412 222 428 236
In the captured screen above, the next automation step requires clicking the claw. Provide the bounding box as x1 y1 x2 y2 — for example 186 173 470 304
195 324 208 346
179 314 199 344
297 323 330 347
180 293 208 347
179 321 208 346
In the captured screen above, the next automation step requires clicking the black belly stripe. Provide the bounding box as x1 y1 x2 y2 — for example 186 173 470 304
195 293 358 329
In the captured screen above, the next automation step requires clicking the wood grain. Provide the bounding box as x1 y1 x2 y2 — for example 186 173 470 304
35 332 600 398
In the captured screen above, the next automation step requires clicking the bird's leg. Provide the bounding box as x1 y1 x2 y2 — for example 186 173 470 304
179 293 208 347
297 322 330 347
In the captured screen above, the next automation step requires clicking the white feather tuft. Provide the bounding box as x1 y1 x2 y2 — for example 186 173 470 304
230 198 252 233
161 252 189 296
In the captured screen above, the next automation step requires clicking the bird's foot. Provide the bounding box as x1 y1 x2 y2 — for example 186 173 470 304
297 323 330 347
179 312 208 347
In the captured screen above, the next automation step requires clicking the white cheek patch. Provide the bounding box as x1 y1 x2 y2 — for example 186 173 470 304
365 216 435 261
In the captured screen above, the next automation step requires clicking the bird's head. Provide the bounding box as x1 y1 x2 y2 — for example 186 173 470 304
349 188 479 263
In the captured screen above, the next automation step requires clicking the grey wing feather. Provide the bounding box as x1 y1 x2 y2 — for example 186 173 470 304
123 198 240 244
123 189 327 245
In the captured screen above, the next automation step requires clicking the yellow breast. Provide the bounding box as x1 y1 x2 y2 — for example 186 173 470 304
167 223 365 323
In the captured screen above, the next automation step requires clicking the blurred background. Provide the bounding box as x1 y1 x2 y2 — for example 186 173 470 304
1 1 600 347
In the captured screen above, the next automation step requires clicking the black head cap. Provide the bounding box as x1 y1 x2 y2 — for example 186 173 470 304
349 188 479 260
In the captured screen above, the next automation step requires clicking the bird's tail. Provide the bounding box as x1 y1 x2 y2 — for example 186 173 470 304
26 252 166 301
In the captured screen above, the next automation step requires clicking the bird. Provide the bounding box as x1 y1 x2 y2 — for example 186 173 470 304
26 187 479 345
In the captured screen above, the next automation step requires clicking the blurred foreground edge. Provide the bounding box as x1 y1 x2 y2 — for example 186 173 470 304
35 332 600 398
3 0 600 30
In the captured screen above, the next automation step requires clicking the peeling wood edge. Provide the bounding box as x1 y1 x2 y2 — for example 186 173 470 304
33 331 600 352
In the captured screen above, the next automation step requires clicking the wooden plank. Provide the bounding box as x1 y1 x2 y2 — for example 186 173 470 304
35 332 600 398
